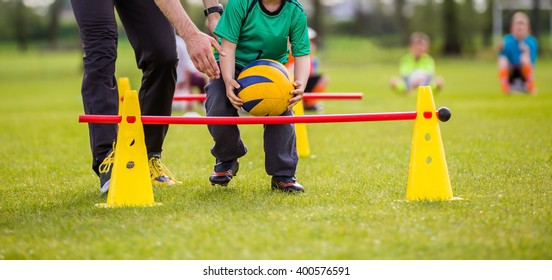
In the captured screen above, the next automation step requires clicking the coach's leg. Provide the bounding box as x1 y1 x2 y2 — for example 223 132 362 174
71 0 118 175
115 0 177 154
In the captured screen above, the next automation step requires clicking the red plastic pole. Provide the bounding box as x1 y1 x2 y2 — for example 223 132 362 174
79 112 418 125
173 93 363 101
173 95 208 101
80 115 123 124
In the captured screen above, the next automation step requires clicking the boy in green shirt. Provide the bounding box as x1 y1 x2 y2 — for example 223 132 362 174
205 0 311 192
390 32 443 95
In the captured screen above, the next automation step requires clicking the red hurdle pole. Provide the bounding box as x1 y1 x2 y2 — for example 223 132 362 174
79 112 421 125
173 95 208 101
173 93 363 102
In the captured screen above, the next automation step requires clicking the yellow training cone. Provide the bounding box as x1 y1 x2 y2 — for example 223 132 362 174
117 77 131 116
293 100 310 157
96 89 159 208
406 86 454 201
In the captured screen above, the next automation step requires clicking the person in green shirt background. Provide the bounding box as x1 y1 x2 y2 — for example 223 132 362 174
205 0 311 193
390 32 444 95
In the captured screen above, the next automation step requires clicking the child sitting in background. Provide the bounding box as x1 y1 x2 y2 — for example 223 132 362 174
390 32 443 95
498 12 538 95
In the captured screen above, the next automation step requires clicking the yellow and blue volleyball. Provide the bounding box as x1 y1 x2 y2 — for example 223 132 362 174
236 59 294 116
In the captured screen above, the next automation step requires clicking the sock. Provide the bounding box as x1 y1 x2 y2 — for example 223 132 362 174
498 67 510 93
521 63 535 93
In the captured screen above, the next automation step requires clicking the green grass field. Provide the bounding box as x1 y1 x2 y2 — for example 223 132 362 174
0 37 551 260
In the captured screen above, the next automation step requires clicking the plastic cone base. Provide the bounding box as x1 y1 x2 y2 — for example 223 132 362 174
95 202 162 208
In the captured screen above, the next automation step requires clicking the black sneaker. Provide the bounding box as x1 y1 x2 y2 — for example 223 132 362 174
98 150 115 194
209 159 239 186
271 176 304 193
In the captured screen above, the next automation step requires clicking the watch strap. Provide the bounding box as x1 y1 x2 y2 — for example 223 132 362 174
204 4 223 17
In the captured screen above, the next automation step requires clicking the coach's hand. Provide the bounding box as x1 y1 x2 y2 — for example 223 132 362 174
225 79 243 110
187 31 225 79
153 0 225 79
288 80 304 110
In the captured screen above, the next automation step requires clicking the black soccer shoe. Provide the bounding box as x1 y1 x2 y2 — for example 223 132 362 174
271 176 305 193
209 159 239 186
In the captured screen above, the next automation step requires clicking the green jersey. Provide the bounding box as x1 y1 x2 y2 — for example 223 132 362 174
399 53 435 77
214 0 310 67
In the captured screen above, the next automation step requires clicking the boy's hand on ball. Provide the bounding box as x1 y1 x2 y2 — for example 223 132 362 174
226 79 243 109
288 80 304 109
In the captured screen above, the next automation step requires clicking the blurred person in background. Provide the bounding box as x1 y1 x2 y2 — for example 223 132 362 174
390 32 443 95
286 27 328 113
498 11 538 95
173 35 208 113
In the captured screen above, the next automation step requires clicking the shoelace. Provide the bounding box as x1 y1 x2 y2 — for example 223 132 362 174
148 157 180 183
98 150 115 174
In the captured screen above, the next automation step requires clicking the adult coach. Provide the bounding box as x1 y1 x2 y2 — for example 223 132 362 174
71 0 224 193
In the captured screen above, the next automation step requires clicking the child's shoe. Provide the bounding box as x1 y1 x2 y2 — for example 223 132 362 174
271 176 304 193
209 159 239 186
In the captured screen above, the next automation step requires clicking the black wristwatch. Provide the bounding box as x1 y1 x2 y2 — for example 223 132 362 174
204 4 223 17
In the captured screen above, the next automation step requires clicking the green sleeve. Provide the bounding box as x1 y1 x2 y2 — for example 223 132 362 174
289 10 310 57
213 0 247 44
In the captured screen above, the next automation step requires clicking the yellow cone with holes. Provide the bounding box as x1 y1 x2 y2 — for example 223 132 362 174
96 89 158 208
406 86 453 201
293 100 310 157
117 77 131 116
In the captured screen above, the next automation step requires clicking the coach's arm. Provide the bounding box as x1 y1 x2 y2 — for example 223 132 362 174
154 0 224 79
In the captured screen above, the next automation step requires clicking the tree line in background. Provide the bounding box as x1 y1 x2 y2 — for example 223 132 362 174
313 0 550 55
0 0 549 56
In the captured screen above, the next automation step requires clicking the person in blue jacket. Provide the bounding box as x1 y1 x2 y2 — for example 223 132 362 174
498 12 538 94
